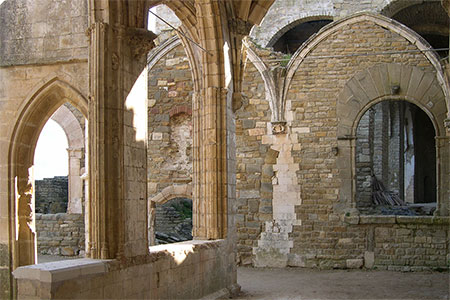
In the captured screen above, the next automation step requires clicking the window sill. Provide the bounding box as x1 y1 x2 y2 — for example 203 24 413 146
343 215 449 225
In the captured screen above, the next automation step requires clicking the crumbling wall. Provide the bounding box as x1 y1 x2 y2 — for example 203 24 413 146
284 17 446 269
147 43 193 198
239 16 448 270
36 213 85 256
35 176 68 214
0 0 88 66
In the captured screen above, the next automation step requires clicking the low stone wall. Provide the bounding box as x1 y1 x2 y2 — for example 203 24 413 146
36 213 85 256
341 216 449 271
14 240 238 299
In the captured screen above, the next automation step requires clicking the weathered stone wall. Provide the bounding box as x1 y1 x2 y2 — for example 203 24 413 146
238 17 449 269
343 216 449 271
249 0 403 48
15 240 237 299
147 42 193 199
0 0 88 66
36 213 85 256
0 0 89 295
235 47 283 265
35 176 69 214
286 19 447 269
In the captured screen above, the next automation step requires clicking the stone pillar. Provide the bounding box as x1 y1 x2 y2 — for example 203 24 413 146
67 148 83 214
192 0 231 240
87 21 155 259
192 87 228 239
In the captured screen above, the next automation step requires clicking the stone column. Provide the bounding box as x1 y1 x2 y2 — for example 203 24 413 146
193 87 228 239
87 21 155 259
67 148 83 214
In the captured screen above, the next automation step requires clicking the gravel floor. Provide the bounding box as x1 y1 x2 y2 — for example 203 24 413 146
235 267 449 300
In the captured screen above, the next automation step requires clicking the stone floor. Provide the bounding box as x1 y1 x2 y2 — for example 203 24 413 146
235 267 449 300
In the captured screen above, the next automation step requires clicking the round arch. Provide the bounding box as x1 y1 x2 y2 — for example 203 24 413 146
148 184 192 245
335 63 448 216
8 78 88 268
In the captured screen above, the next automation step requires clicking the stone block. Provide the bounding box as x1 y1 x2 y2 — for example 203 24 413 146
248 128 266 136
239 190 260 199
364 251 375 268
359 216 395 224
346 259 363 269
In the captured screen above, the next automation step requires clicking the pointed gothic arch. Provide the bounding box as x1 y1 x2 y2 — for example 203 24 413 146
8 78 88 268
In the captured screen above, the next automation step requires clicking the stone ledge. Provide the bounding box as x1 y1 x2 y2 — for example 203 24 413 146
344 215 450 225
12 259 109 283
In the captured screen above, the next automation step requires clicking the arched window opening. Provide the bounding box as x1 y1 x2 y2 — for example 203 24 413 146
154 197 192 244
355 100 436 216
390 2 449 58
33 103 87 262
147 3 196 248
148 4 181 42
270 19 332 54
34 119 69 214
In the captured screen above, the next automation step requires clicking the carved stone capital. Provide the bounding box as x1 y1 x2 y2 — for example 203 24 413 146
271 121 287 135
126 28 158 59
229 18 253 36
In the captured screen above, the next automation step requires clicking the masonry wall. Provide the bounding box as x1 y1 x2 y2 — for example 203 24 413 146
0 0 89 297
35 176 69 214
287 20 448 269
147 42 193 199
0 0 88 66
36 213 85 256
235 47 281 265
15 240 237 299
249 0 404 48
238 19 449 269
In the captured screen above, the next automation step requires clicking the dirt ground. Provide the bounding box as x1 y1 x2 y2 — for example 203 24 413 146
235 267 449 300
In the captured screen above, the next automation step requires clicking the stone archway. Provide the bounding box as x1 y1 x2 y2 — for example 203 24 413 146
51 104 86 214
8 78 88 268
335 64 448 216
148 184 192 245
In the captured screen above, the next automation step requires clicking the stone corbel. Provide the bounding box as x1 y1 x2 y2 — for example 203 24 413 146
232 91 246 112
271 121 287 135
125 27 158 59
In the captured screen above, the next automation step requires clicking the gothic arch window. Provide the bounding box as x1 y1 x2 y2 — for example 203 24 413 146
355 100 437 215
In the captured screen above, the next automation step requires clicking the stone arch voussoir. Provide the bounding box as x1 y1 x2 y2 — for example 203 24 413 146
150 184 193 205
